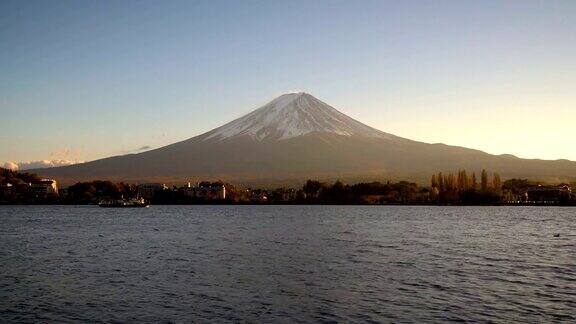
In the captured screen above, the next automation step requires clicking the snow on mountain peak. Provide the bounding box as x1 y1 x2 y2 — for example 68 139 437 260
203 92 388 141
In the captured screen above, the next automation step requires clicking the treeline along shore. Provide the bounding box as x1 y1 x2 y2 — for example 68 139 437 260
1 167 574 206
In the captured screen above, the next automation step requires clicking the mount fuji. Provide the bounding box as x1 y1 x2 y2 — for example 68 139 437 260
38 92 576 186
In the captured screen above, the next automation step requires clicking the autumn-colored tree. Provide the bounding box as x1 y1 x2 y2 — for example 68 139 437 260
457 170 468 192
492 172 502 191
437 172 444 192
481 169 488 192
446 173 455 192
470 172 477 189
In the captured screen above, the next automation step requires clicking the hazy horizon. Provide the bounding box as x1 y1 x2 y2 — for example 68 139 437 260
2 0 576 169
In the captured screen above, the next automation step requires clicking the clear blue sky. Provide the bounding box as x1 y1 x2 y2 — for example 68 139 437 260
2 0 575 167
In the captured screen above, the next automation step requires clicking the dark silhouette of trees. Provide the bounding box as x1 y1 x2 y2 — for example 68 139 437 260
303 179 324 200
0 167 40 185
502 178 532 196
66 181 134 204
298 179 429 204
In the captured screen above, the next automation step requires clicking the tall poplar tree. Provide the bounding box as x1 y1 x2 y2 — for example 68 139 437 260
492 172 502 191
481 169 488 192
471 172 477 190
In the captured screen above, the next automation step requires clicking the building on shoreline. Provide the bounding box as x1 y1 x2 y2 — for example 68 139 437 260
30 179 59 198
182 182 226 200
525 184 571 204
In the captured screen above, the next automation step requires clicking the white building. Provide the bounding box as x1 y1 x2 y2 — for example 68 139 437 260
30 179 58 197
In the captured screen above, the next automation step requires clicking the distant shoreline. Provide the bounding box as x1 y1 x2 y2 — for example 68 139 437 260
2 203 575 207
3 168 575 206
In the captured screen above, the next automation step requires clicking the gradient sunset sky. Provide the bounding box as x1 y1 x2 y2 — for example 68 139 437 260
2 0 575 168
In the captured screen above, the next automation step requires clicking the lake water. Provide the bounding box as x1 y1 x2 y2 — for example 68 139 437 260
0 205 574 323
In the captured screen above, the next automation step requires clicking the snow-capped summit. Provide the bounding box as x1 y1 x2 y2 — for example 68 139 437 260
204 92 388 141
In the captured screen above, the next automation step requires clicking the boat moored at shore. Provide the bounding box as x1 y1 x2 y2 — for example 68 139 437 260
98 197 149 208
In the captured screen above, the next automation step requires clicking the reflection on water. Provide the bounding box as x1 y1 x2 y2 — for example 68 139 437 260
1 205 575 322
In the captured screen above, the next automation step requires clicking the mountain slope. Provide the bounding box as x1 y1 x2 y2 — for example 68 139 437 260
37 92 576 186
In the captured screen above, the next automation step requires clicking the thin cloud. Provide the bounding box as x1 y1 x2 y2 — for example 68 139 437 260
120 145 153 155
49 147 82 160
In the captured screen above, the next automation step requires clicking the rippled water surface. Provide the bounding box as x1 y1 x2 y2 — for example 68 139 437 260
1 205 575 323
